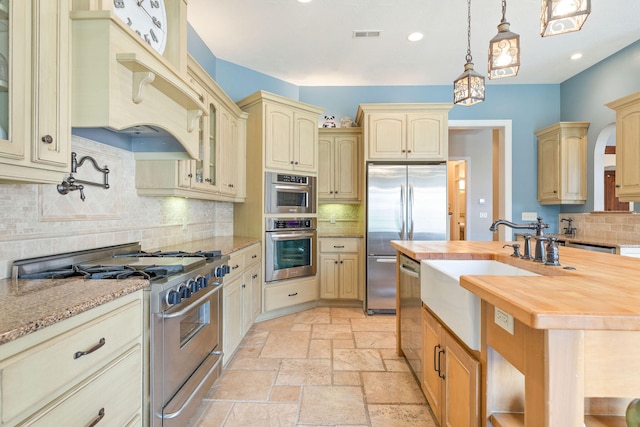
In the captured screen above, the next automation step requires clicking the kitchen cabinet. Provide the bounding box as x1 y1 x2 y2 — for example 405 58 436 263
355 104 452 161
0 0 71 184
422 305 479 427
263 275 318 312
135 56 247 202
222 242 261 365
318 128 361 202
536 122 589 205
0 291 144 426
319 238 361 300
237 90 324 174
606 91 640 201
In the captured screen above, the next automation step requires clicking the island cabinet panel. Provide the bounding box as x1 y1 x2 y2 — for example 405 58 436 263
422 305 479 427
607 91 640 201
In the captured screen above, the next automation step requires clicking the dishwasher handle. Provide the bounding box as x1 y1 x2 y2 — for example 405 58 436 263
400 263 420 279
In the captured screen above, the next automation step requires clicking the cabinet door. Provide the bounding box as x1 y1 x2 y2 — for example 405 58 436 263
407 113 446 160
293 112 318 173
422 307 443 424
192 98 219 192
317 136 334 199
560 132 586 202
334 136 359 200
219 108 238 196
265 103 294 170
248 263 262 325
537 134 560 203
616 107 640 201
223 276 243 363
319 254 339 299
338 254 359 299
367 114 406 160
442 330 479 427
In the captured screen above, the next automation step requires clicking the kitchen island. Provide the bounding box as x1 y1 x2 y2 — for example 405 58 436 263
391 240 640 427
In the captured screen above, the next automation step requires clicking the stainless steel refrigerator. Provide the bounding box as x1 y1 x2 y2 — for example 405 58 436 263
366 162 447 314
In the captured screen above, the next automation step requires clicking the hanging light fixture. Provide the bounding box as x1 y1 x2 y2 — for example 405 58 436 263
540 0 591 37
454 0 485 106
488 0 520 79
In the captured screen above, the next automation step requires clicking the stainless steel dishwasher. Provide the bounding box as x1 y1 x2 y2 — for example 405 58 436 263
399 254 422 381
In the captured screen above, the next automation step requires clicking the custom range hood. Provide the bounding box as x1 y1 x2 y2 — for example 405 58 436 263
70 5 206 160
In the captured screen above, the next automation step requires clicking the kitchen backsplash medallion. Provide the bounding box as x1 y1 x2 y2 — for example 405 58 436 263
0 136 233 279
558 212 640 241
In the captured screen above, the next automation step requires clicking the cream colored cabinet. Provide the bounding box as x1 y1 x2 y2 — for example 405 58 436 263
319 238 361 300
606 91 640 201
318 128 361 202
536 122 589 205
135 56 247 202
422 306 479 427
263 275 318 312
222 243 261 365
0 291 144 427
356 104 452 161
0 0 71 184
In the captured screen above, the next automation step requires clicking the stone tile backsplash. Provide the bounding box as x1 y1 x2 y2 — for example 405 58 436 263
558 212 640 241
0 136 233 279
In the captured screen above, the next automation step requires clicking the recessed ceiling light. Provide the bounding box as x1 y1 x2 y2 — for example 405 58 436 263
571 52 583 60
407 32 424 42
297 0 312 3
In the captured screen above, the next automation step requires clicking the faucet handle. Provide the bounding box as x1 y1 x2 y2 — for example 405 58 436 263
503 243 522 258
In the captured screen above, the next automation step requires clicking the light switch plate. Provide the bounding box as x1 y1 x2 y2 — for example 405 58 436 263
494 308 514 335
521 212 537 221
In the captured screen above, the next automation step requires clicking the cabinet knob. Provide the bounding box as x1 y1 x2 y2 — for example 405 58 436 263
290 161 294 164
616 184 621 188
294 161 299 165
407 150 412 153
335 261 338 264
205 178 212 183
401 149 406 153
41 135 53 144
187 173 193 178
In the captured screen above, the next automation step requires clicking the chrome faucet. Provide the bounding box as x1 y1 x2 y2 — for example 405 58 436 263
490 217 550 262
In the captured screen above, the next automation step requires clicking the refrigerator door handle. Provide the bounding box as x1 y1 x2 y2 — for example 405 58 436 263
400 183 406 240
376 258 398 263
408 183 415 240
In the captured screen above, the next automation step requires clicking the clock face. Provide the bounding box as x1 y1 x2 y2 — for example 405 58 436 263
113 0 167 54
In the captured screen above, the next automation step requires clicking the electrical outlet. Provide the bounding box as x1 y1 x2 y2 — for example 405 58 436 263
494 308 514 335
521 212 538 221
479 212 488 218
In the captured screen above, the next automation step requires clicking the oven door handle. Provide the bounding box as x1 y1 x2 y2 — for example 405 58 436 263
273 183 309 191
268 231 315 240
162 351 223 420
162 282 222 319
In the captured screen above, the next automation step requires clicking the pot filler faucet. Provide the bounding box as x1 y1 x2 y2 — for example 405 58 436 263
489 217 550 263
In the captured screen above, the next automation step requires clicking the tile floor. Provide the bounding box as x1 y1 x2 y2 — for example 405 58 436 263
189 307 437 427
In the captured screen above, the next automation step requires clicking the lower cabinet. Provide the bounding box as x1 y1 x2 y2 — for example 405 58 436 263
263 276 318 312
318 237 362 300
0 291 144 427
422 305 479 427
222 242 261 365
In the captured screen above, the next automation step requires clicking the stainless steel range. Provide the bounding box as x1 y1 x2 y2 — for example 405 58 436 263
12 242 230 427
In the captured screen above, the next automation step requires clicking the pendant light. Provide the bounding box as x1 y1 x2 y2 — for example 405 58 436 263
454 0 485 106
541 0 591 37
488 0 520 79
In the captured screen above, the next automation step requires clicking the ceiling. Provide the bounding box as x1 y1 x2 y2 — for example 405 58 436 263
186 0 640 87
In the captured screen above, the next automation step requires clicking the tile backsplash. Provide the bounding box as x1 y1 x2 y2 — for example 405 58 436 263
0 136 233 279
558 212 640 241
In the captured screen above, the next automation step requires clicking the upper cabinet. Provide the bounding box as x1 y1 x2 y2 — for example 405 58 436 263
356 104 453 161
318 128 361 202
70 0 206 158
135 55 247 202
237 91 324 174
606 91 640 202
535 122 589 205
0 0 71 184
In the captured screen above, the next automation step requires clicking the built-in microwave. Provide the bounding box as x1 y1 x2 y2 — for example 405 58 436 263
265 172 316 214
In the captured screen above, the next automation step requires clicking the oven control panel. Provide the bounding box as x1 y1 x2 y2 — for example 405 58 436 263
266 217 317 231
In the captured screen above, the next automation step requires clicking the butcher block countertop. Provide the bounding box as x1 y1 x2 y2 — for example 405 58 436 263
390 240 640 331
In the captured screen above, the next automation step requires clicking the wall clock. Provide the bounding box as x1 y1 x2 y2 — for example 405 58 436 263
113 0 167 54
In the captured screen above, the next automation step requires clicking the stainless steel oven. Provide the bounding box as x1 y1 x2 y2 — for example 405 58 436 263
265 217 317 282
265 172 316 214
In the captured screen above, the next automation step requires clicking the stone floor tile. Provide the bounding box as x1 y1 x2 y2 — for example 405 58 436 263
333 348 385 371
298 386 368 424
333 371 362 386
330 307 367 318
223 402 298 427
368 404 436 427
252 313 299 331
290 323 312 332
311 323 353 340
351 317 396 332
208 370 276 401
226 356 281 371
261 330 310 358
333 338 355 349
238 330 269 348
275 358 333 385
378 348 403 360
293 307 331 324
269 385 301 402
361 371 427 404
354 331 396 349
187 400 233 427
308 339 332 358
383 358 411 372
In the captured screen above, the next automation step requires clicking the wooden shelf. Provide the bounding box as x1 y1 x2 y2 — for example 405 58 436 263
490 413 627 427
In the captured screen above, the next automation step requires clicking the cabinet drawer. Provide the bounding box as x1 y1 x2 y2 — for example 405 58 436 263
227 251 246 281
245 243 262 267
264 278 317 311
320 238 360 253
23 345 142 427
0 300 142 423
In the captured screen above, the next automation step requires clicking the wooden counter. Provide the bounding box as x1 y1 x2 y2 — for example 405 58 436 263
390 240 640 427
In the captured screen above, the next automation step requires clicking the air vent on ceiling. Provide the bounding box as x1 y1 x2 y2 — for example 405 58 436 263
353 30 381 39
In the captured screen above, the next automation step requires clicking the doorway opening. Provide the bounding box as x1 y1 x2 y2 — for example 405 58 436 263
448 160 467 240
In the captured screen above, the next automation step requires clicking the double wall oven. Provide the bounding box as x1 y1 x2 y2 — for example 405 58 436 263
12 243 230 427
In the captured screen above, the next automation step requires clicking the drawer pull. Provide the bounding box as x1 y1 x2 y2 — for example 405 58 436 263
252 274 258 279
74 338 106 359
333 245 345 248
232 264 240 270
288 292 298 297
251 254 257 259
87 407 105 427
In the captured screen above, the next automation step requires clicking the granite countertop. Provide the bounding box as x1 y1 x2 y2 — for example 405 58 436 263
0 235 261 347
0 277 148 345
